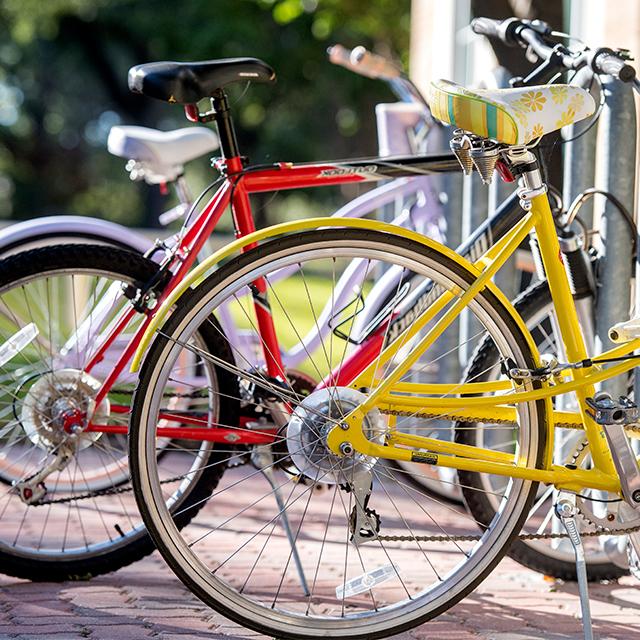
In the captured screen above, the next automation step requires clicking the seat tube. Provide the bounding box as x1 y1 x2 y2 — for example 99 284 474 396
229 163 286 381
210 90 286 380
525 161 616 476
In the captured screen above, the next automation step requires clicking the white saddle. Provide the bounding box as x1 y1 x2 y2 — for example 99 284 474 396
107 125 219 184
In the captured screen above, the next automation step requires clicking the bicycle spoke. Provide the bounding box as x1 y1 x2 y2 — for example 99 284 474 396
131 231 543 635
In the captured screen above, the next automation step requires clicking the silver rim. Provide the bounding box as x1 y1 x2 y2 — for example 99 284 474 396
0 262 218 563
133 234 542 638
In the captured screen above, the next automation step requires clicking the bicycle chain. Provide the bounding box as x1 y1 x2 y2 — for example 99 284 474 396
30 472 192 505
111 388 205 399
378 524 640 544
31 400 640 542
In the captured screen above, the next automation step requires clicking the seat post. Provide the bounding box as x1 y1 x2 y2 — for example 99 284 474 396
212 89 241 162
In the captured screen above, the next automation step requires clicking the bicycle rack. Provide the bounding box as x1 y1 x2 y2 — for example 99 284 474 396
593 76 637 401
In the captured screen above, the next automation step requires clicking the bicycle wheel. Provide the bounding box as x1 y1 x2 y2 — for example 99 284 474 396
130 228 546 639
0 244 237 581
457 280 628 581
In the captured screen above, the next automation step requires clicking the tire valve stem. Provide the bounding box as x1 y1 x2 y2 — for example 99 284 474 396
114 524 126 538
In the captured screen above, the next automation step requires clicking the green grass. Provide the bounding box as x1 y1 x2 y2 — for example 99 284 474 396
226 272 365 380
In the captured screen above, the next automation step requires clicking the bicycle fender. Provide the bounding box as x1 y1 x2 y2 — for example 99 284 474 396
130 216 539 372
0 215 153 256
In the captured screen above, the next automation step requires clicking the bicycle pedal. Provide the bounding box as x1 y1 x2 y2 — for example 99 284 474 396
590 393 640 509
585 392 638 425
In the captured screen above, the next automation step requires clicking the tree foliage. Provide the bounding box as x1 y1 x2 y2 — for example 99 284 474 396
0 0 410 225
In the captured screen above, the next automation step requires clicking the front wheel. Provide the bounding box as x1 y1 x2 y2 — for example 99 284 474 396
130 228 547 640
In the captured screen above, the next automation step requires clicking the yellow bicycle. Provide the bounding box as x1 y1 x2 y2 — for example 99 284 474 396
127 64 640 640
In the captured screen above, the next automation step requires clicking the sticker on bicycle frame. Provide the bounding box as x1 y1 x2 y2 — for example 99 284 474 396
319 165 378 177
336 563 399 599
411 451 438 465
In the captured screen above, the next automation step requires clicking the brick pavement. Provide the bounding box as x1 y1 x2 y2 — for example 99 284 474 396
1 549 640 640
4 463 640 640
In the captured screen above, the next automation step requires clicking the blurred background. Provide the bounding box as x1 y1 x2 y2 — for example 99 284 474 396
0 0 638 231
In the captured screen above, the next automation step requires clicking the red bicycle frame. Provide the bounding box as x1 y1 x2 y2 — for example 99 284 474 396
82 92 459 445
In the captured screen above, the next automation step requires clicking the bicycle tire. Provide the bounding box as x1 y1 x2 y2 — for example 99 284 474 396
0 244 237 581
130 228 547 640
456 280 627 582
0 231 148 257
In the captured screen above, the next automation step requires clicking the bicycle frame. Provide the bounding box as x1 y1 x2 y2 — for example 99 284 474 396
322 190 632 496
81 150 460 445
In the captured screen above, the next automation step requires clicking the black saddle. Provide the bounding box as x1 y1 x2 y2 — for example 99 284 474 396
128 58 276 104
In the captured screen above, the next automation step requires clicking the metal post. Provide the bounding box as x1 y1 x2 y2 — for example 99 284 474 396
563 68 599 231
594 77 636 399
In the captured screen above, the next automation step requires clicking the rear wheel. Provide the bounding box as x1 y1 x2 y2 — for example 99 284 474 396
130 229 546 639
0 244 237 581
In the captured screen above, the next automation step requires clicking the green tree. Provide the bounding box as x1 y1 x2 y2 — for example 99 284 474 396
0 0 410 226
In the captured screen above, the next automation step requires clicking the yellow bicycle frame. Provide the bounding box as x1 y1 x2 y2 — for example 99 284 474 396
325 192 636 495
132 195 640 496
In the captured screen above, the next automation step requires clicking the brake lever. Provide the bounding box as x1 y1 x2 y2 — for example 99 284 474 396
527 19 553 38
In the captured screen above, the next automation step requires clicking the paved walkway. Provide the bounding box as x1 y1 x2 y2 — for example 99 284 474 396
1 550 640 640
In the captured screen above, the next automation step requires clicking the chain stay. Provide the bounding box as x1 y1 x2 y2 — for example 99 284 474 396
35 399 640 541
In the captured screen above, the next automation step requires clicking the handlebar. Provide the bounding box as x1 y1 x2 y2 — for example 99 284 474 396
327 44 428 107
471 16 636 84
327 44 401 80
470 17 518 45
592 48 636 82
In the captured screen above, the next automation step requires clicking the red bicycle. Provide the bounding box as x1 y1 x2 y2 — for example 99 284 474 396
0 56 459 581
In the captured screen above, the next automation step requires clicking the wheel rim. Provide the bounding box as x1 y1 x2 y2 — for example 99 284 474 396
132 233 543 637
0 260 224 565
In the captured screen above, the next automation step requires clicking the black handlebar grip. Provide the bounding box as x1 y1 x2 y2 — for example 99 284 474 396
593 50 636 82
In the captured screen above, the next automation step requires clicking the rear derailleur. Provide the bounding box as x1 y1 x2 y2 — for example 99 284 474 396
341 470 380 545
12 441 76 505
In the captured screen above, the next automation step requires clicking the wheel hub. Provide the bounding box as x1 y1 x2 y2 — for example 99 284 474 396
20 368 110 450
286 387 384 485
